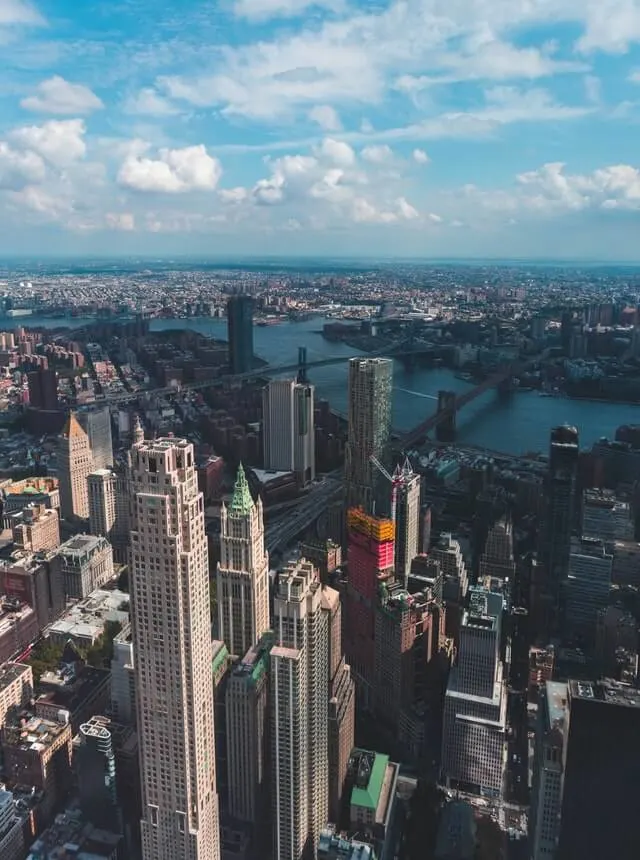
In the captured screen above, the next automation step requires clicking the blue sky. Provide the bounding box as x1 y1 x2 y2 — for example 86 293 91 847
2 0 640 259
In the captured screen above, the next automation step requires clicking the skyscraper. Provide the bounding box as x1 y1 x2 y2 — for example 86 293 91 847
321 586 355 824
129 436 220 860
58 413 93 521
227 295 254 374
530 681 568 860
540 426 579 634
393 460 421 586
441 585 507 797
78 406 114 471
271 558 329 860
563 537 613 638
479 518 516 583
345 358 393 513
263 379 315 485
27 368 58 411
216 465 270 659
88 469 117 541
74 715 121 833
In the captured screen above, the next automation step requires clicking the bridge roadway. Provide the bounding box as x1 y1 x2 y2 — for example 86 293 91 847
265 477 343 556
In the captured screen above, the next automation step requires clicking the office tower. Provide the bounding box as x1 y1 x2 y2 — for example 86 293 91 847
212 641 231 810
322 586 355 824
0 788 23 860
58 413 93 521
393 460 421 586
557 680 640 860
227 294 254 374
216 464 270 659
12 503 60 552
345 509 395 708
113 468 131 563
78 406 113 471
27 368 58 410
441 586 507 796
226 633 273 834
540 426 579 632
479 518 516 582
345 357 393 513
88 469 117 540
75 716 121 833
263 379 316 484
431 532 469 643
530 682 568 860
563 537 612 636
110 623 135 727
0 663 33 729
129 436 220 860
52 534 115 599
375 587 445 760
271 558 329 860
582 489 633 541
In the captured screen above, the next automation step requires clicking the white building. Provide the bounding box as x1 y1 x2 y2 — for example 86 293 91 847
216 465 270 660
110 622 135 727
262 379 315 485
271 558 329 860
88 469 117 540
530 681 568 860
129 436 220 860
393 460 421 587
441 586 507 797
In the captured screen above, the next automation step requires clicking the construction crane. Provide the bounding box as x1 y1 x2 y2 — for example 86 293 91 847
369 454 403 523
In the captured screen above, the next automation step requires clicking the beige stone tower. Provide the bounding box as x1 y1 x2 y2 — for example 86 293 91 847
58 413 93 521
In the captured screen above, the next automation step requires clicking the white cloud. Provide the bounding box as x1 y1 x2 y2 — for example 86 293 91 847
314 137 355 166
628 69 640 83
0 141 45 189
361 144 394 164
352 197 398 224
233 0 343 20
413 148 430 164
10 119 87 167
118 144 223 193
427 212 443 223
219 186 249 204
106 212 135 231
0 0 44 26
308 104 342 131
123 88 179 117
396 197 420 220
21 76 103 115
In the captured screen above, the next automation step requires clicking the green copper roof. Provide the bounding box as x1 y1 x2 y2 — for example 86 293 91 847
350 751 388 811
230 463 254 514
212 642 229 675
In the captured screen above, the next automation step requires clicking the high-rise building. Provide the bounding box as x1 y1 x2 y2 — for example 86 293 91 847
540 426 579 633
557 679 640 860
129 436 220 860
441 586 507 797
27 368 58 411
393 460 421 586
78 406 114 471
345 358 393 513
58 413 93 521
88 469 117 541
0 788 24 860
582 489 634 541
263 379 315 484
321 586 355 824
345 509 395 709
227 294 254 374
479 518 516 583
563 537 612 635
226 633 273 836
216 464 270 659
271 558 328 860
74 715 122 833
530 681 568 860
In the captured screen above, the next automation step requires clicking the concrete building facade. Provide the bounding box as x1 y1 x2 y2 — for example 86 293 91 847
58 413 93 521
263 379 315 485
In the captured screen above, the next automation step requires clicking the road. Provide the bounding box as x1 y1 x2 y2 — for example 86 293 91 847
265 478 343 555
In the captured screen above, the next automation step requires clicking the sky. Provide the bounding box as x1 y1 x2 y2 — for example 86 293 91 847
2 0 640 259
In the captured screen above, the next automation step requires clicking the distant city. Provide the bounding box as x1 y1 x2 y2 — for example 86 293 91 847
0 261 638 860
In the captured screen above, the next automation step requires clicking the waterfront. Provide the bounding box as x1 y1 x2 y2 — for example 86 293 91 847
20 315 640 455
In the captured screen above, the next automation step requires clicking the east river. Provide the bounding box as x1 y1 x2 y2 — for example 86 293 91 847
21 315 640 455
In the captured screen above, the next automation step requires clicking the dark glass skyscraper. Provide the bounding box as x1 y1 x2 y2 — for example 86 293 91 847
227 295 254 374
539 425 579 634
27 368 58 410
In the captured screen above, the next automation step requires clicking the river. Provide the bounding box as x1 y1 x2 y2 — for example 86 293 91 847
15 314 640 455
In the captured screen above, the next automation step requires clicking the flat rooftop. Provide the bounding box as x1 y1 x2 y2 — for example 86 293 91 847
0 662 31 690
3 714 68 752
545 681 569 730
570 679 640 709
349 749 388 812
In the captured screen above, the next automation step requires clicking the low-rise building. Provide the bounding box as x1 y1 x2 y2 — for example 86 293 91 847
35 662 110 734
51 534 115 600
0 788 24 860
0 598 38 663
47 588 129 648
0 477 60 516
11 504 60 553
0 553 64 631
345 749 399 860
318 825 376 859
0 662 33 729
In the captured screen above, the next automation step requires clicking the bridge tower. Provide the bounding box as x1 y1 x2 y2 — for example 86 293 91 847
297 346 308 384
436 390 457 443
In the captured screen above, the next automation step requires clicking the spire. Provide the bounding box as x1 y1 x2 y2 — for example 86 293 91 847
402 456 414 477
230 463 254 514
133 413 144 445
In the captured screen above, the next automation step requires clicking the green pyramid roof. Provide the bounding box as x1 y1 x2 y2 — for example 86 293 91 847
230 463 254 514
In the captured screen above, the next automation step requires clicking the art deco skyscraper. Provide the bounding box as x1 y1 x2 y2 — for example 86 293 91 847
271 559 329 860
345 357 393 513
58 413 93 521
263 379 315 485
217 465 270 659
129 436 220 860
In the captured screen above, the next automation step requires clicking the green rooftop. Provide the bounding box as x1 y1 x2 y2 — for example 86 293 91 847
212 641 229 676
229 463 254 515
350 750 388 812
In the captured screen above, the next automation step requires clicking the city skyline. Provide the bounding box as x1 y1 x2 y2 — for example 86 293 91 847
2 2 640 258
